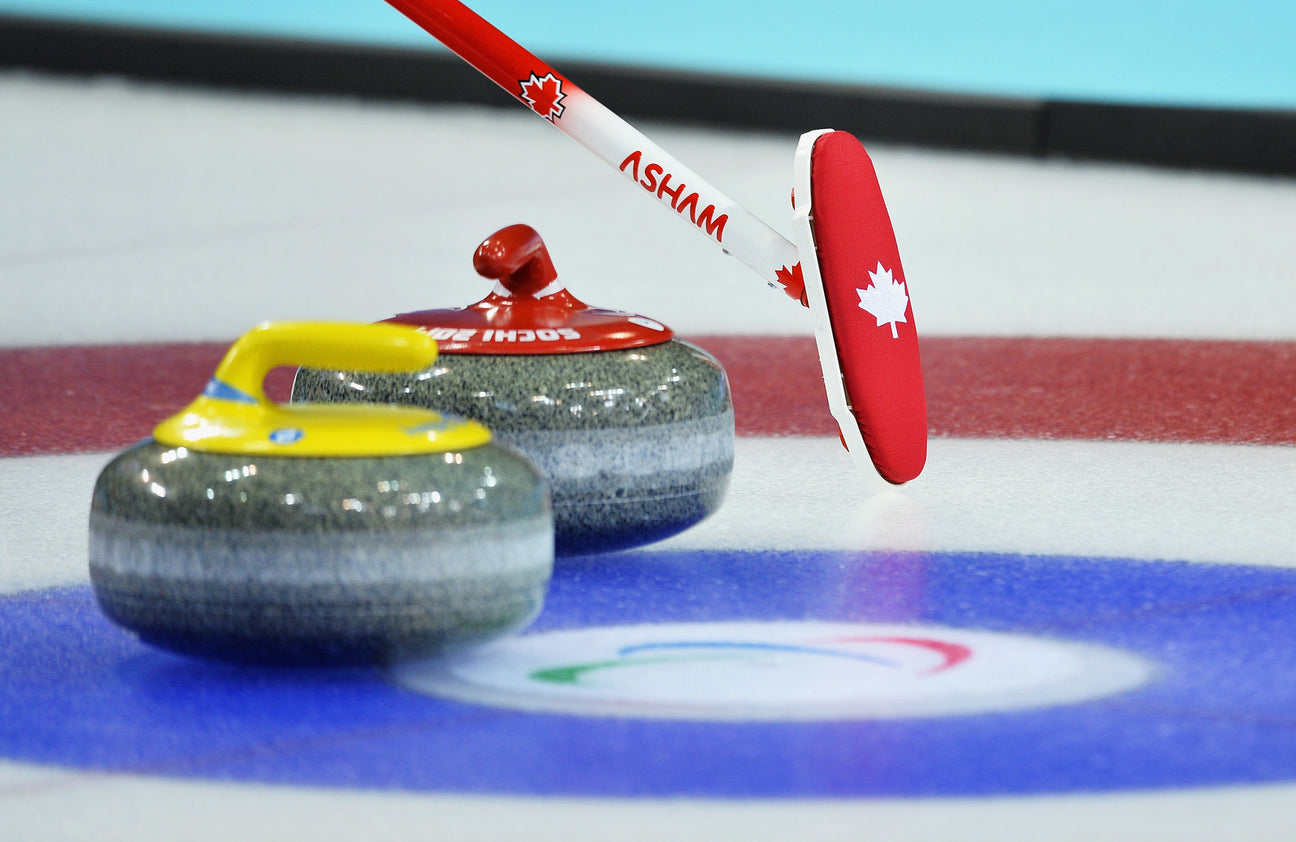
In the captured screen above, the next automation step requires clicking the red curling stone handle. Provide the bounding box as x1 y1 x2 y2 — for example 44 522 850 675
473 224 559 297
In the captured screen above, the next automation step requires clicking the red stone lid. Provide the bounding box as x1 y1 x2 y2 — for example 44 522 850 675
384 224 674 354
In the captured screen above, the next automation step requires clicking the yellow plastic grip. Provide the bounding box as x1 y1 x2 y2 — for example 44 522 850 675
153 321 490 456
214 321 439 404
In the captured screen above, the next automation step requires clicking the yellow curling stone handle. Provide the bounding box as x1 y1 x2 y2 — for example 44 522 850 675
154 321 491 456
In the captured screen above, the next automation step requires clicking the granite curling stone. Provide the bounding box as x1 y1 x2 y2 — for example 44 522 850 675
292 224 734 555
88 321 553 665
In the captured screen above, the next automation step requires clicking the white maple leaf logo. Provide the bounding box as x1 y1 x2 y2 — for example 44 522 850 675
856 261 909 338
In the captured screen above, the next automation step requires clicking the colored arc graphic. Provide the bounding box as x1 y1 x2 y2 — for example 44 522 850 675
529 637 966 685
824 636 974 674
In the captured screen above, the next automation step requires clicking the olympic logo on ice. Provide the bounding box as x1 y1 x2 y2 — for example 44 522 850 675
394 621 1152 721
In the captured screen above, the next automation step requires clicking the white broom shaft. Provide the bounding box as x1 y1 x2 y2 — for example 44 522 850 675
383 0 803 292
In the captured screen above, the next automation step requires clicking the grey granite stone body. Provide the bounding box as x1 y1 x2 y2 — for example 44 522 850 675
89 439 553 664
292 340 734 554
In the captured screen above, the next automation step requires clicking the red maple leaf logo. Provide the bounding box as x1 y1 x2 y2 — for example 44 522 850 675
774 262 807 305
519 72 566 121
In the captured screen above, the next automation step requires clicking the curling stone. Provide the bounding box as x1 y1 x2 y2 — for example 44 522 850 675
88 321 553 665
293 224 734 555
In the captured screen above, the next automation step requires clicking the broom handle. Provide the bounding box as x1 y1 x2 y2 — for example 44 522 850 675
382 0 805 299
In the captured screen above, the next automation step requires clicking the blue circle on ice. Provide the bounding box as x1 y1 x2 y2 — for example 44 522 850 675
3 550 1296 797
